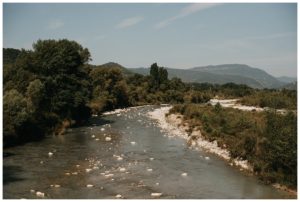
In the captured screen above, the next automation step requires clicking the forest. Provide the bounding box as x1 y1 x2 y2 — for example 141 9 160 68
3 39 297 189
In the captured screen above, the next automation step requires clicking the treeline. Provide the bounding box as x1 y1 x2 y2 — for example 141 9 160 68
239 90 297 110
169 104 297 189
3 39 297 146
4 40 92 145
3 40 209 145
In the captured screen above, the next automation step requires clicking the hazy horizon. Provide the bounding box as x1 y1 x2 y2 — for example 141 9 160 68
4 3 297 77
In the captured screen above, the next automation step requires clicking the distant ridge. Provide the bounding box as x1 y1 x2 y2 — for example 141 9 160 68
129 64 286 89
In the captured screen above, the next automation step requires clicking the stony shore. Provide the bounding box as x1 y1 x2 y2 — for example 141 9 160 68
148 105 297 196
147 106 252 171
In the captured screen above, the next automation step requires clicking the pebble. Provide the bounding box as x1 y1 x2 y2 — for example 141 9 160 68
86 184 94 188
181 172 188 177
205 156 210 160
54 185 61 188
40 161 44 164
101 128 105 131
65 172 71 176
76 165 80 168
156 182 160 186
72 172 78 175
105 174 114 178
30 189 35 193
117 157 123 161
151 193 162 197
116 194 122 198
36 191 45 197
86 168 92 173
149 157 154 161
119 168 126 172
48 152 53 157
105 137 112 142
147 168 153 172
130 141 136 145
91 135 95 138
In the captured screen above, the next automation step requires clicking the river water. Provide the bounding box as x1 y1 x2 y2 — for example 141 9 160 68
3 106 294 199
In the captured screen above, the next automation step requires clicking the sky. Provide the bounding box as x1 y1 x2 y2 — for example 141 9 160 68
3 3 297 77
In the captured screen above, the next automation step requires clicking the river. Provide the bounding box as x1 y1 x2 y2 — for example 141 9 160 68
3 105 294 199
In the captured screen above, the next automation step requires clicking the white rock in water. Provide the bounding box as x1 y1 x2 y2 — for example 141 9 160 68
36 191 45 197
205 156 210 160
119 168 126 172
76 164 80 168
181 172 188 177
72 172 78 175
86 184 94 188
40 161 44 164
116 194 122 198
54 184 61 188
101 128 105 131
130 141 136 145
30 189 35 193
117 114 121 117
149 157 154 161
65 172 71 176
91 135 95 138
117 156 123 161
156 182 159 186
151 193 162 197
105 137 112 141
95 138 99 141
86 168 92 173
48 152 53 157
104 173 114 178
147 168 153 172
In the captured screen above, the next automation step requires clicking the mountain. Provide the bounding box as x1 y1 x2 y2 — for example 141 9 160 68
130 64 285 89
281 81 297 90
276 76 297 84
191 64 284 89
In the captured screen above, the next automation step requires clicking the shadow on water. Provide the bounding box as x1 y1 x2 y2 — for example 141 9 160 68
88 117 115 126
3 165 25 185
3 152 16 158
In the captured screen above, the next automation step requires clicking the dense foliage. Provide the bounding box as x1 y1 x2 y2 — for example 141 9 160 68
3 40 92 145
239 89 297 109
3 39 297 190
169 104 297 188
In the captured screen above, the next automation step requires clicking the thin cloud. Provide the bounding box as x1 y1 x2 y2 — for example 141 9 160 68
46 20 64 30
155 3 220 29
116 16 144 29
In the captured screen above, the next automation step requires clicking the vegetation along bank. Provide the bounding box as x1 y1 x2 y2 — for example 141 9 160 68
3 39 297 191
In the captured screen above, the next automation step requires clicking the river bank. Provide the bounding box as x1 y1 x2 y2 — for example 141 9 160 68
4 105 294 199
148 105 297 197
148 106 252 171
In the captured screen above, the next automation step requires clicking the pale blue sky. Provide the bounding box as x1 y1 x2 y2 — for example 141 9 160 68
3 3 297 77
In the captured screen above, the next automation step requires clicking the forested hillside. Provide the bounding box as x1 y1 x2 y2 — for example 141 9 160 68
3 39 297 145
3 39 297 191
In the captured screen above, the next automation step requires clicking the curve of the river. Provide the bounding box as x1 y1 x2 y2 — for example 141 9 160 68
3 106 294 199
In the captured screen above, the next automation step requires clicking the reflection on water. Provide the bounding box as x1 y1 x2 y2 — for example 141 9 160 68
3 106 295 199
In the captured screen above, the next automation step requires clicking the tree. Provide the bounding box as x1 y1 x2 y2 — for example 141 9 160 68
3 90 30 138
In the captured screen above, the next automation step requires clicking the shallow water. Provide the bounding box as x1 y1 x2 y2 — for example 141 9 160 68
3 106 294 199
